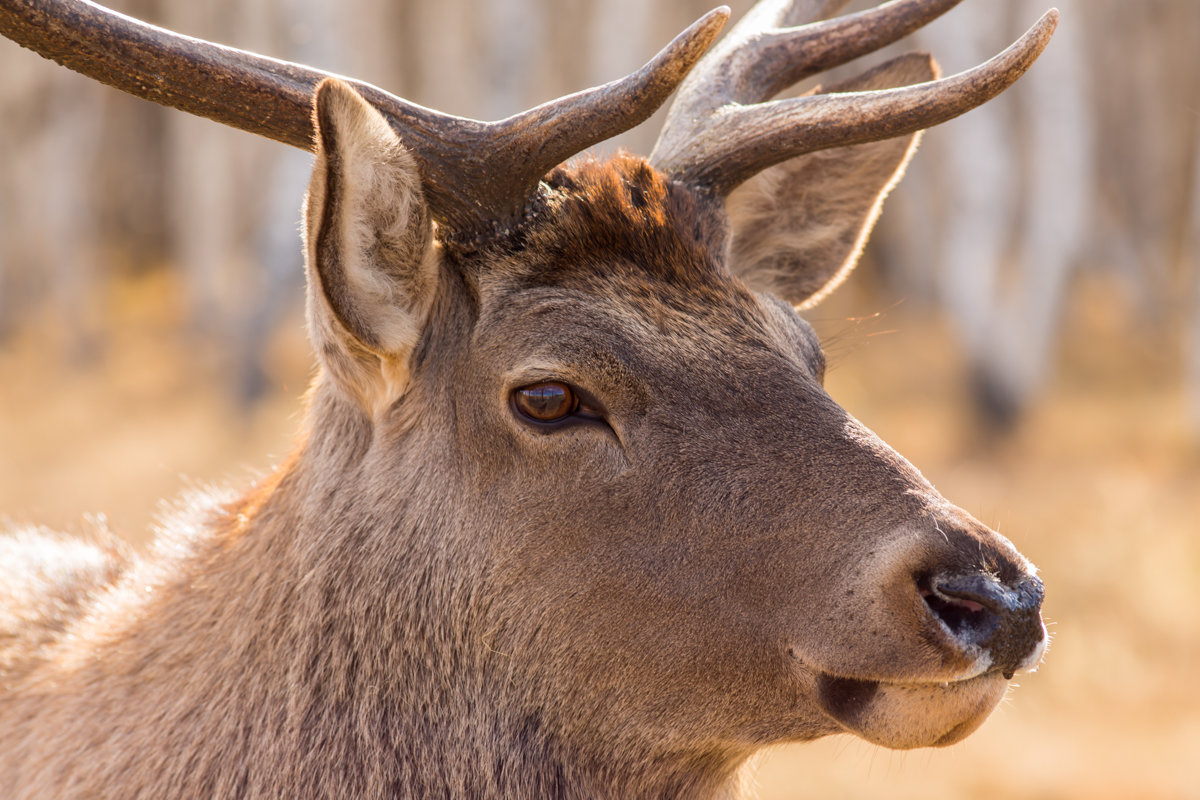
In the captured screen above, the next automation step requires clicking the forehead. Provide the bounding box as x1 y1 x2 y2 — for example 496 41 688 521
481 154 762 333
468 155 819 369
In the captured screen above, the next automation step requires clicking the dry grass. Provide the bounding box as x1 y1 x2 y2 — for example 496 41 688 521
0 271 307 541
1 268 1196 797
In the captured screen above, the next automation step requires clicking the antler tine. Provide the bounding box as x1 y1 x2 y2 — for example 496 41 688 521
741 0 965 102
0 0 729 244
652 4 1058 197
750 0 851 29
415 6 729 244
651 0 964 172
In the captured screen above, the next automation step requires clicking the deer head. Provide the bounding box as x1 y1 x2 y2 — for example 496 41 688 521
0 0 1056 796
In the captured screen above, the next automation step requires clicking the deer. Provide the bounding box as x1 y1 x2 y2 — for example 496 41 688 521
0 0 1056 797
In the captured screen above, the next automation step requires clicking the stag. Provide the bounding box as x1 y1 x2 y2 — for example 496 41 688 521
0 0 1056 797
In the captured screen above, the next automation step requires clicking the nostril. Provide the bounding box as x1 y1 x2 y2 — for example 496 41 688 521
918 578 995 639
918 572 1046 678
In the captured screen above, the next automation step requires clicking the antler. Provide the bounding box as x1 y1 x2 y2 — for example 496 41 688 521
0 0 729 245
650 0 1059 195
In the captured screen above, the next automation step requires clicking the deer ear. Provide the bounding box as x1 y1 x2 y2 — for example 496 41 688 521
304 78 437 408
724 53 937 309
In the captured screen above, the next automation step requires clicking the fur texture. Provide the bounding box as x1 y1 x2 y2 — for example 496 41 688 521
0 79 1044 799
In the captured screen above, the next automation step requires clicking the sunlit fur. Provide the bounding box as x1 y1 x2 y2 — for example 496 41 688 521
0 80 1043 799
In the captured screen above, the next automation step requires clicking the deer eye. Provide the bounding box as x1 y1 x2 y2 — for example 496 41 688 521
512 382 578 423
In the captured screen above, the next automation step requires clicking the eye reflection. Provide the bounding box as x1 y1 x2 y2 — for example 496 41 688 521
513 382 577 422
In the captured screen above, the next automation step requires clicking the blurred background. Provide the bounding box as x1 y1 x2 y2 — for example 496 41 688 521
1 0 1198 796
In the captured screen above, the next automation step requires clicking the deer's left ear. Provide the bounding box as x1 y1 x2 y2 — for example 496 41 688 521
724 54 937 309
304 78 438 410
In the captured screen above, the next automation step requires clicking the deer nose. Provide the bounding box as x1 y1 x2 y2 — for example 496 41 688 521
919 572 1045 678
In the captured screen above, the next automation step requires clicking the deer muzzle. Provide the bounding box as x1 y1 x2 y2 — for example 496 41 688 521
796 513 1047 749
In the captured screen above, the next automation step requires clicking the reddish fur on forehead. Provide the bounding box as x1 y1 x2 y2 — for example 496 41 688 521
523 153 730 286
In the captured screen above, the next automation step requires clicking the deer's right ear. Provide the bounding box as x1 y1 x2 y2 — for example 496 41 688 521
304 78 437 410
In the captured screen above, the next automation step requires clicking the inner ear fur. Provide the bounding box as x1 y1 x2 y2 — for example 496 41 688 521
725 53 938 309
304 78 438 407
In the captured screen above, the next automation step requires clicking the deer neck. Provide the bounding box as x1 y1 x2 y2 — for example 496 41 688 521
192 386 755 799
1 381 750 799
8 381 748 799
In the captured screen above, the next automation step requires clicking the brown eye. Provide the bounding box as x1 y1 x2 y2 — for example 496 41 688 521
513 382 577 422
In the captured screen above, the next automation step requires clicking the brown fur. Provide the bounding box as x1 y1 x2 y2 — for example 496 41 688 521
0 79 1045 799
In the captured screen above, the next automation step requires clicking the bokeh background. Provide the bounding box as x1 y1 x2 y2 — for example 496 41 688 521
2 0 1199 796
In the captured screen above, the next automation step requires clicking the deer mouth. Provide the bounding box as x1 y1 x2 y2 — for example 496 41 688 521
813 669 1009 749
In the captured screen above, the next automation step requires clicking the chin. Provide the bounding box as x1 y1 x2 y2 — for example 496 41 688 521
816 671 1011 749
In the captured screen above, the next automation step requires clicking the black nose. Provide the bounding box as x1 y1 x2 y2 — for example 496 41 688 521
920 572 1045 678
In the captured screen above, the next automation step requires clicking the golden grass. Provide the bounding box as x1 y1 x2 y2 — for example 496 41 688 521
0 271 307 540
1 269 1196 797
